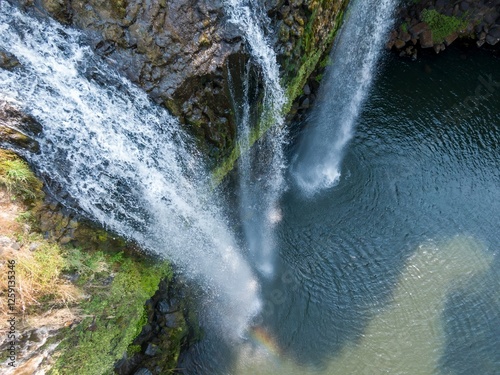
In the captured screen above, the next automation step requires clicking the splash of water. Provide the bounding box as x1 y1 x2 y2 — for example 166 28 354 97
0 2 260 337
292 0 397 195
225 0 287 276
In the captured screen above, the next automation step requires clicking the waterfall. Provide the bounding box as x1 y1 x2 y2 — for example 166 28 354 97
0 2 261 338
291 0 397 195
225 0 287 276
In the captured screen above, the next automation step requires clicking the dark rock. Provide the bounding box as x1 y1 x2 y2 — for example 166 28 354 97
485 12 498 25
303 84 311 95
486 33 500 45
399 30 411 42
460 1 470 11
0 101 42 153
299 97 310 109
394 38 406 49
41 0 72 24
436 0 447 9
144 343 159 357
0 49 20 70
489 25 500 38
157 300 170 314
444 32 458 46
409 22 428 37
134 368 153 375
165 312 181 328
420 30 434 48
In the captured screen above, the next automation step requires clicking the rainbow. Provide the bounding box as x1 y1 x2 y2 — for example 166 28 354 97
249 326 282 357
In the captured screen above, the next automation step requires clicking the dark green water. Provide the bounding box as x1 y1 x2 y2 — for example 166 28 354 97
182 48 500 375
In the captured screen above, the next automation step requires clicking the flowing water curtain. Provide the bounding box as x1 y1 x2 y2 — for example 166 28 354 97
291 0 398 195
225 0 288 276
0 1 261 338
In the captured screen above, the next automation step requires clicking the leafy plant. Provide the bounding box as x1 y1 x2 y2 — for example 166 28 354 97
421 9 468 43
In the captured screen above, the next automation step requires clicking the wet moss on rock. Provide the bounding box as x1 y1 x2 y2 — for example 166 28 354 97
211 0 349 184
0 149 186 375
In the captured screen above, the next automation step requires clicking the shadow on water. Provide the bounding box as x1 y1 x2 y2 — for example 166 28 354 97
242 46 500 372
440 269 500 375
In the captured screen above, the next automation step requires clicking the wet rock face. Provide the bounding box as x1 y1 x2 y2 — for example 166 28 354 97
268 0 348 83
0 101 42 153
10 0 246 160
114 279 191 375
0 49 20 70
7 0 347 165
388 0 500 59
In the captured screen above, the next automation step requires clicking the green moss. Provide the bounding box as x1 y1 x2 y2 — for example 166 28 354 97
421 9 469 43
0 149 44 203
211 4 347 185
109 0 128 18
401 22 408 34
49 253 172 375
0 150 183 375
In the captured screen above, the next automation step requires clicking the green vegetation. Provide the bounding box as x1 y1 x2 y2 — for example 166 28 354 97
0 149 44 203
49 252 173 375
421 9 469 43
401 22 408 34
211 4 348 185
0 149 183 374
0 233 77 317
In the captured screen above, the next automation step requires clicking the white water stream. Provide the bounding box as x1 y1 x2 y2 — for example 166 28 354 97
292 0 397 195
0 2 260 338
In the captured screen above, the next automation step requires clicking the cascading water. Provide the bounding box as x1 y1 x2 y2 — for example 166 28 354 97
291 0 397 195
0 2 261 337
225 0 287 276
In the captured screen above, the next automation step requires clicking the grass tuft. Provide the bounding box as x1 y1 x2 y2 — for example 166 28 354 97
0 149 44 203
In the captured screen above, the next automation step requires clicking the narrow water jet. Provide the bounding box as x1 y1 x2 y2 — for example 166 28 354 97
291 0 397 195
225 0 287 277
0 2 260 338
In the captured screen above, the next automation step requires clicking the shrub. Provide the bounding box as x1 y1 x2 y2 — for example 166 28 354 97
421 9 468 43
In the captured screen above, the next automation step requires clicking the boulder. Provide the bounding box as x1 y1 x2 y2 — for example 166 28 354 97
0 49 20 70
489 25 500 38
420 30 434 48
486 34 499 45
394 38 406 49
0 101 42 153
444 32 458 46
409 22 428 37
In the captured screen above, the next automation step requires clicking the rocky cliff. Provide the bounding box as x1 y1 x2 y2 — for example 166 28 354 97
7 0 348 169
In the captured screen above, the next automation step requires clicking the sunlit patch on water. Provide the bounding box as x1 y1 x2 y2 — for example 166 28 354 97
233 235 494 375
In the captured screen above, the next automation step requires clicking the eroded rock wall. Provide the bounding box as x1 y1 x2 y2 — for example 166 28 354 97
7 0 348 165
